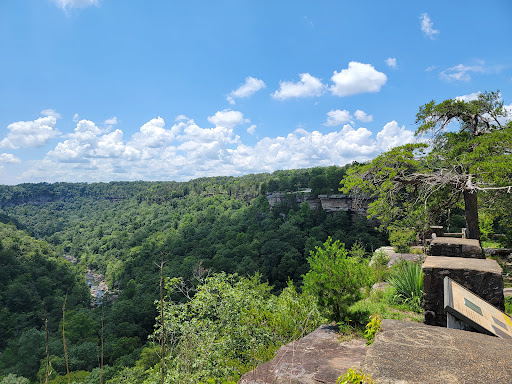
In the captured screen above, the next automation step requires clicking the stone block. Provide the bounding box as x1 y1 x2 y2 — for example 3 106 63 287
363 320 512 384
422 256 504 327
429 237 484 259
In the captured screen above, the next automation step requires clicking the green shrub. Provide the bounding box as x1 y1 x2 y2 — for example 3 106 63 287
386 261 423 312
336 368 375 384
505 297 512 316
303 237 374 323
152 273 323 383
364 314 381 345
370 250 390 282
0 374 29 384
389 228 416 253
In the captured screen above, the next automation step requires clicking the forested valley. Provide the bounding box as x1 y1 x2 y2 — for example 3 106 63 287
0 166 387 383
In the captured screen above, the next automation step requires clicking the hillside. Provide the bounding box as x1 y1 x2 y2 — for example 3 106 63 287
0 166 387 382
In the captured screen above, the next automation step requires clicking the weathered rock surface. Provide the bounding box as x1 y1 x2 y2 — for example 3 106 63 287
375 246 424 267
483 247 512 261
422 256 504 327
363 319 512 384
429 237 484 259
238 325 367 384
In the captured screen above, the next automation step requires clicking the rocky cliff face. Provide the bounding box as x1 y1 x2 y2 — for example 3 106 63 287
266 192 370 214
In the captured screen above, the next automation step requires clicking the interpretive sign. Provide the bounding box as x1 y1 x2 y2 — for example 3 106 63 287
444 277 512 339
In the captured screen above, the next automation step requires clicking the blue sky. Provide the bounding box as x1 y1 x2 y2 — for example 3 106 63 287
0 0 511 185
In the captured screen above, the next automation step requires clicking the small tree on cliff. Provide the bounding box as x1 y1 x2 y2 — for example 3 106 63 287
341 91 511 240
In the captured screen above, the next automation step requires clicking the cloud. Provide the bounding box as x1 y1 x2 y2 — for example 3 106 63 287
324 109 374 126
439 64 484 82
504 104 512 122
376 121 415 151
19 113 417 184
455 92 481 102
175 114 189 121
41 109 61 119
0 153 21 163
272 73 325 100
0 110 61 149
247 125 257 135
354 110 373 123
330 62 387 97
385 58 397 69
227 77 266 105
104 117 118 126
420 13 439 39
324 110 352 126
207 109 249 128
51 0 101 10
130 117 178 149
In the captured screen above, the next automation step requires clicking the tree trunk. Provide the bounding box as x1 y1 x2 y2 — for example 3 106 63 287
463 189 480 240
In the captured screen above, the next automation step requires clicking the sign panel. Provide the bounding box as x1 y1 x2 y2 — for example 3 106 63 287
444 276 512 339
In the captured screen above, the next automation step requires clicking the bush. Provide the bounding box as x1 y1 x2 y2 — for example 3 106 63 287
389 228 416 253
0 374 29 384
386 261 423 312
336 368 375 384
303 237 374 323
364 314 381 345
152 273 323 383
370 250 390 282
505 297 512 316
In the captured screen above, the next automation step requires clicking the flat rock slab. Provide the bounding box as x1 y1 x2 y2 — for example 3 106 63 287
376 246 424 267
429 237 484 259
239 325 367 384
363 319 512 384
423 256 504 327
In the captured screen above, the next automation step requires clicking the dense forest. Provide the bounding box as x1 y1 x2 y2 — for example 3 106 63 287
0 166 387 383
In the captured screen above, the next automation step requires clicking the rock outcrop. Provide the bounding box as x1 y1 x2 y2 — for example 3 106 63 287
239 325 367 384
363 319 512 383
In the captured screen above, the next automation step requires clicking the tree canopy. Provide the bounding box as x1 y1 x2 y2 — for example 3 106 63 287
341 91 512 240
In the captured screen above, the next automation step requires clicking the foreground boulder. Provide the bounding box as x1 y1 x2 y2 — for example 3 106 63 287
239 325 367 384
363 319 512 383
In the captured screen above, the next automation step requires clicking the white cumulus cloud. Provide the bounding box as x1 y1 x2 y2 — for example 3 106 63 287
385 58 397 69
104 116 118 126
354 110 374 123
376 121 416 151
0 110 61 149
0 153 21 163
324 110 352 126
207 109 249 128
130 117 179 149
330 62 387 97
272 73 326 100
455 92 482 102
227 77 266 105
18 111 417 184
420 13 439 39
247 125 257 135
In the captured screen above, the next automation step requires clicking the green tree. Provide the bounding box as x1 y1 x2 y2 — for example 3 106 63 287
0 374 29 384
341 92 512 240
303 237 373 322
